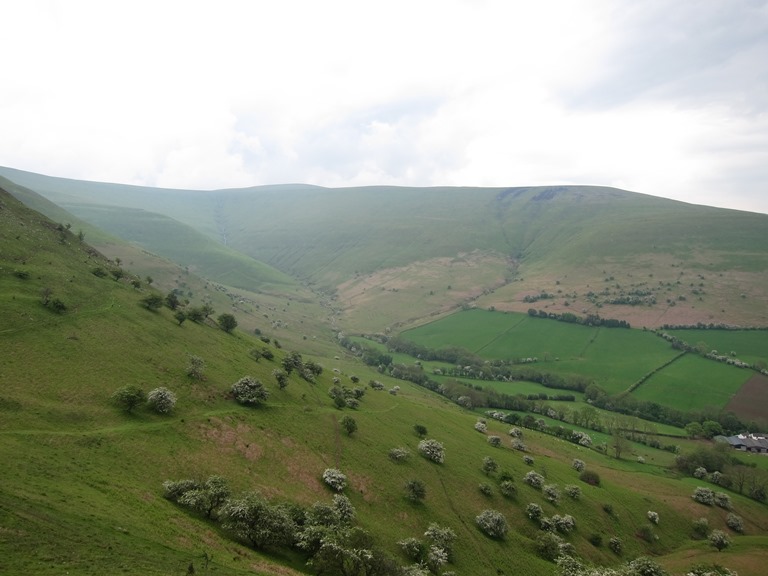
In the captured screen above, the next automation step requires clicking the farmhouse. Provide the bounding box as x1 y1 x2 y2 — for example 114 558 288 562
722 433 768 454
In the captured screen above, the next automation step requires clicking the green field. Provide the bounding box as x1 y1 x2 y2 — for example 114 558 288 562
633 354 751 412
664 329 768 367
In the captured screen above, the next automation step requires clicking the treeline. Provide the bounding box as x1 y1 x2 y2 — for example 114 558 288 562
661 323 768 331
527 308 631 328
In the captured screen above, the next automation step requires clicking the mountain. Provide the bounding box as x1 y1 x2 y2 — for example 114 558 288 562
2 167 767 337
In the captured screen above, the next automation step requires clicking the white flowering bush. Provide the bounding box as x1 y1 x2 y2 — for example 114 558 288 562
709 529 730 551
509 427 523 438
511 438 527 451
524 470 545 489
565 485 581 500
543 484 560 504
388 447 411 462
231 376 269 406
418 439 445 464
726 512 744 533
322 468 347 492
147 387 177 414
526 502 543 520
693 466 708 479
474 420 488 433
692 486 715 506
487 435 501 447
475 509 508 539
647 511 659 525
637 456 645 464
398 537 424 561
500 480 517 498
714 492 732 509
553 514 576 534
571 458 585 472
608 536 622 554
523 455 535 465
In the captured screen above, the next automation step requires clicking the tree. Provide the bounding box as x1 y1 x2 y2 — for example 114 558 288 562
404 479 426 502
187 307 205 323
174 310 187 326
685 421 704 438
217 313 238 333
112 385 146 413
709 529 730 552
231 376 269 406
141 293 164 310
147 387 177 414
611 431 628 459
272 368 289 389
340 415 358 436
702 420 723 439
413 424 428 438
170 475 230 518
165 291 181 310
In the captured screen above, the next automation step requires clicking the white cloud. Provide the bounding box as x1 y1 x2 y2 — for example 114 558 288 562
1 0 767 213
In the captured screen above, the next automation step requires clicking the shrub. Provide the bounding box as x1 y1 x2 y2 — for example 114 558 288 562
693 466 708 479
388 447 411 462
511 438 527 451
487 435 501 447
636 456 645 464
523 455 535 465
565 485 581 500
552 514 576 534
405 479 427 502
112 385 146 413
322 468 347 492
474 420 488 433
536 532 572 561
579 470 600 486
231 376 269 406
647 510 659 525
524 471 545 489
482 456 498 476
499 480 517 498
509 427 523 438
692 486 715 506
478 483 493 497
709 529 730 551
475 509 508 539
628 557 666 576
726 513 744 533
637 524 656 543
602 503 614 516
526 502 543 520
588 533 602 547
714 492 731 510
423 523 457 558
398 537 424 561
413 424 427 437
418 439 445 464
571 458 585 472
147 387 177 414
543 484 560 505
608 536 622 555
186 355 206 380
692 517 710 539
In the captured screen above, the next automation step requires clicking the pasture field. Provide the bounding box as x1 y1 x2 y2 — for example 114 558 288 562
632 354 750 413
726 374 768 428
401 309 681 394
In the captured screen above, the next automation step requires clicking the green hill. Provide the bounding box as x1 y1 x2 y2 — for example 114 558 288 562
2 173 768 576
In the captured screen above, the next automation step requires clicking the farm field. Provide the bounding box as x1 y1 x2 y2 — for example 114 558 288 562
633 354 751 413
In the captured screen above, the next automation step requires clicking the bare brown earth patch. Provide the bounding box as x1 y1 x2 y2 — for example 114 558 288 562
726 373 768 427
249 560 305 576
198 418 264 462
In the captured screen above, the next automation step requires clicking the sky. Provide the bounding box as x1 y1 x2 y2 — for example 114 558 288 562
2 0 767 213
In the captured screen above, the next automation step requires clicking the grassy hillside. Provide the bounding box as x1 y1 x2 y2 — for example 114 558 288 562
3 186 768 575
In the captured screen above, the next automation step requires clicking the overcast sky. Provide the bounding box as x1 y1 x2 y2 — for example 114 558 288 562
2 1 767 213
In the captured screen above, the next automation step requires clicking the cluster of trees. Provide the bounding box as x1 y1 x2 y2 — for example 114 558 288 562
139 289 239 333
675 445 768 503
163 475 462 575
